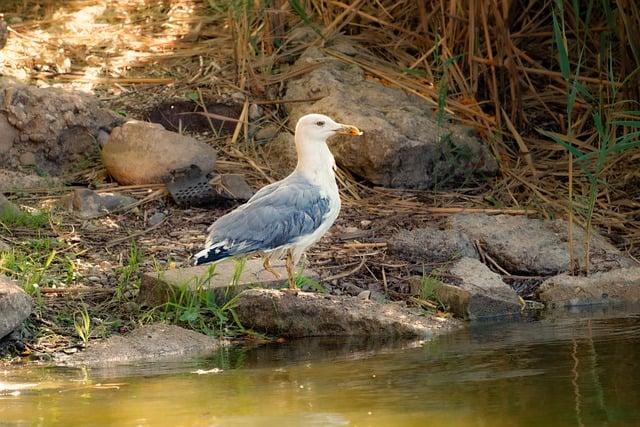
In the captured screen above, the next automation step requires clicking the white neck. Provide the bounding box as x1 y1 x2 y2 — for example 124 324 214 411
293 134 337 185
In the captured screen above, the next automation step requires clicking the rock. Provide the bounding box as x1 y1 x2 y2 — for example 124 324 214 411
63 188 136 219
451 214 634 275
261 132 297 177
284 44 497 189
436 258 522 320
0 275 33 339
537 267 640 308
0 168 62 191
209 174 254 201
102 120 217 185
148 211 166 227
254 124 279 141
63 324 224 366
0 17 7 49
138 258 318 307
388 226 477 263
18 151 36 166
249 104 263 120
0 115 17 156
0 78 122 175
233 288 459 338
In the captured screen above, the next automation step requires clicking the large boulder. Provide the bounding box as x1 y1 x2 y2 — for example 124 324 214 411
284 44 497 189
0 275 33 339
102 120 217 185
451 214 634 275
435 257 522 320
537 267 640 308
0 78 122 175
233 288 458 338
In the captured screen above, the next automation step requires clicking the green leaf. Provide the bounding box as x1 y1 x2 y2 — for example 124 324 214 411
186 91 199 102
179 308 199 323
552 2 570 81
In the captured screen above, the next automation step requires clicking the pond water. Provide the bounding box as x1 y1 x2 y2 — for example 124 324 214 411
2 306 640 427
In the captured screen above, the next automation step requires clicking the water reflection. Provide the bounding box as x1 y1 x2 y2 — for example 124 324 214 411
2 306 639 427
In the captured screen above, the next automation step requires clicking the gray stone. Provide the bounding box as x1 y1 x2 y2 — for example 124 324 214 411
437 257 522 320
0 115 17 155
63 324 224 366
254 124 279 141
261 132 297 178
138 258 317 307
0 78 122 175
148 211 166 227
451 214 634 275
209 174 254 201
0 275 33 339
284 44 497 189
388 226 477 263
233 288 459 338
537 267 640 308
63 188 136 219
102 120 217 185
0 169 62 192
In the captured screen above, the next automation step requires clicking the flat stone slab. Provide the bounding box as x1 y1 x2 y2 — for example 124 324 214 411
138 258 317 307
61 324 224 367
233 288 459 338
537 267 640 308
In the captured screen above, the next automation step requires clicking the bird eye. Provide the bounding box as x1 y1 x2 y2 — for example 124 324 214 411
316 121 325 127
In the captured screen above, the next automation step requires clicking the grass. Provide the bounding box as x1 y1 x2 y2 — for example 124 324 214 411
0 238 76 298
142 261 246 337
113 242 143 301
0 206 50 229
74 305 92 347
419 269 446 310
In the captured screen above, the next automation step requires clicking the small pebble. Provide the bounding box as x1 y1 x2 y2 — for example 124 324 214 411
148 211 166 227
357 290 371 300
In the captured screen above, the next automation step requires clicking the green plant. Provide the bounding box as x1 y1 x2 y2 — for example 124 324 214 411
143 261 245 336
147 283 244 336
0 206 50 229
113 242 143 301
74 305 92 346
294 274 325 292
540 0 640 274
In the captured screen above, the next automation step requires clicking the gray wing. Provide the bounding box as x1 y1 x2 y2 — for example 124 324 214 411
204 175 330 256
245 179 282 204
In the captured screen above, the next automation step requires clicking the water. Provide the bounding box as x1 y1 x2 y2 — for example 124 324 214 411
2 307 640 427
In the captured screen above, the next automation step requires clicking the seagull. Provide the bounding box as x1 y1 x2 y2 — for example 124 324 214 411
194 113 362 289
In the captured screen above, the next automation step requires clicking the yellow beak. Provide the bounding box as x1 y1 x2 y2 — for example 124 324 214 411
335 124 363 136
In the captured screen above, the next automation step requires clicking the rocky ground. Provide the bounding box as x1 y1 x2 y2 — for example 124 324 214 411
1 4 639 367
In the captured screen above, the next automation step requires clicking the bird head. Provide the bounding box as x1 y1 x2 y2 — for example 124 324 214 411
295 114 362 142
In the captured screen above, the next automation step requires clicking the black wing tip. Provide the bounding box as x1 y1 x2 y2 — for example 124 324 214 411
193 246 231 266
